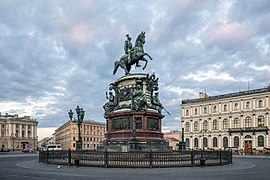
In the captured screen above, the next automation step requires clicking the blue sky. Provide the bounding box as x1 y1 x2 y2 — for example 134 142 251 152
0 0 269 138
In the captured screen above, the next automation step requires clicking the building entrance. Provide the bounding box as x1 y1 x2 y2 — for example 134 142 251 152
244 140 252 154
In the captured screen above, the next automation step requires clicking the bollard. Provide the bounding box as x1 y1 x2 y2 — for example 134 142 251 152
74 159 80 167
191 150 195 167
104 149 108 168
149 149 153 168
68 149 71 166
200 158 206 166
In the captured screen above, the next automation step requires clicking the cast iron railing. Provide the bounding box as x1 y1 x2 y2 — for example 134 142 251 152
39 149 232 168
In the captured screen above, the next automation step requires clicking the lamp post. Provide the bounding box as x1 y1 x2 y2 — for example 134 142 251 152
11 133 15 151
129 119 139 152
178 128 186 151
68 105 85 150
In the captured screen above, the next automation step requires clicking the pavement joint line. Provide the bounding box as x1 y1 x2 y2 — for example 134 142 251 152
16 159 256 173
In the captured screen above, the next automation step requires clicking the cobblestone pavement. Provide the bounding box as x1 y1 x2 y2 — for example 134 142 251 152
1 154 270 180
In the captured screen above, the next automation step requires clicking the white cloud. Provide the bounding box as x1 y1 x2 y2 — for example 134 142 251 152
249 63 270 71
0 0 269 132
182 69 235 82
256 38 270 58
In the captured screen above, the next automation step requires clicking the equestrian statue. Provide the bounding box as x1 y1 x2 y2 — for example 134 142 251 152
113 31 153 75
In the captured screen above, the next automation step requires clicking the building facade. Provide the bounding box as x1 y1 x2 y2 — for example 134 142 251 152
163 130 181 150
181 85 270 154
38 136 53 150
54 120 106 150
0 113 38 150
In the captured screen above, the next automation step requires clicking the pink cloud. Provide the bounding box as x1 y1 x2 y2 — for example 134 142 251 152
204 22 252 50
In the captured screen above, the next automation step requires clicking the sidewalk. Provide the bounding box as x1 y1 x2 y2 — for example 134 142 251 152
17 157 254 174
233 154 270 158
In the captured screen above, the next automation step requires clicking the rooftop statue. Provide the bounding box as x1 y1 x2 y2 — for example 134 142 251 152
113 31 153 75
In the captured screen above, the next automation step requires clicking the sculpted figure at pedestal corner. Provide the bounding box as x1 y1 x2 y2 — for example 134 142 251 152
113 31 153 75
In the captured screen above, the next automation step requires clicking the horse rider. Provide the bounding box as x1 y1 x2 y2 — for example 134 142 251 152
124 34 140 67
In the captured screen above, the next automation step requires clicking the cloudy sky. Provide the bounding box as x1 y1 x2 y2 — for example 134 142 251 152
0 0 269 139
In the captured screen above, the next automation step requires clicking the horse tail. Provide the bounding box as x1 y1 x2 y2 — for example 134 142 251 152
113 61 120 75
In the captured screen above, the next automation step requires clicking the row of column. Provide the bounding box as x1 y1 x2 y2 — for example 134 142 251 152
0 123 36 138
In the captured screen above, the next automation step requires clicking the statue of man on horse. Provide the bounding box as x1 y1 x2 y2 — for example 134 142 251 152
113 31 153 75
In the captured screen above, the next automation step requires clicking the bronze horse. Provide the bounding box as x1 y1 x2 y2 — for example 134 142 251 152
113 31 153 75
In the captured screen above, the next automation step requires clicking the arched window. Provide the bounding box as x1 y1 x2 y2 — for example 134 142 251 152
245 116 252 128
186 138 190 147
213 137 218 147
194 121 199 131
186 109 189 116
244 135 252 139
213 120 218 130
234 136 240 147
245 101 251 109
234 118 240 128
194 108 198 115
213 105 217 113
203 120 208 131
258 115 265 127
223 137 228 148
223 119 229 129
258 100 263 108
223 104 228 112
203 137 208 148
194 138 199 147
203 107 208 114
234 103 239 110
258 135 264 147
185 122 190 132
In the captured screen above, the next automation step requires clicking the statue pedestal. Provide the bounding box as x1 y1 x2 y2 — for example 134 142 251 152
103 109 170 152
102 73 171 152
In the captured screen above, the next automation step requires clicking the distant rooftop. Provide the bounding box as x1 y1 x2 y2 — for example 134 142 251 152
182 84 270 104
0 112 36 121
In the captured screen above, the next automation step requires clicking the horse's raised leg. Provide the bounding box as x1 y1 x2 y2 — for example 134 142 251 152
122 63 129 75
140 57 148 70
144 53 153 60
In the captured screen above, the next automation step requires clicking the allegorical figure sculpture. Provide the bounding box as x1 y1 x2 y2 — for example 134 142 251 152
113 31 153 75
103 83 118 114
151 92 170 115
131 84 148 110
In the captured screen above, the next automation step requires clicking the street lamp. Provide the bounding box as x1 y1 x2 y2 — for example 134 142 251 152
178 127 186 151
11 133 16 151
68 105 85 150
129 119 139 152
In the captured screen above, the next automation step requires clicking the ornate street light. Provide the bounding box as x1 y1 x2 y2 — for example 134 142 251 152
11 133 16 151
68 105 85 150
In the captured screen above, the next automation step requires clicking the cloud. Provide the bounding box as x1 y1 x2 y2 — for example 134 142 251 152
0 0 269 135
203 22 252 51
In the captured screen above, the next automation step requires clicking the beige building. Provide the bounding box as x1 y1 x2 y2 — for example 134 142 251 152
38 136 53 150
0 113 38 150
181 85 270 154
164 130 181 150
54 120 106 150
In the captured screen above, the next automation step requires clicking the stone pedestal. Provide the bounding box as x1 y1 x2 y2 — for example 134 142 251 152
102 73 171 152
